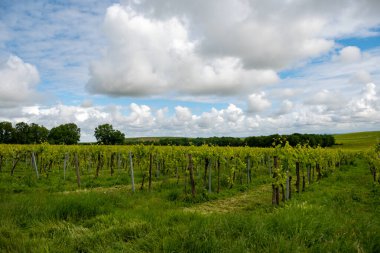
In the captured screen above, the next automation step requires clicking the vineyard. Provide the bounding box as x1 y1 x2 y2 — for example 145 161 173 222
0 143 367 197
0 142 379 252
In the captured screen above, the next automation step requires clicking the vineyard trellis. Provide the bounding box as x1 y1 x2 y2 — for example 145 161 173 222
0 143 375 205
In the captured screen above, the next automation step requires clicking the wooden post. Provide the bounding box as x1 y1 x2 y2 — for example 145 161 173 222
10 156 20 176
208 159 212 193
149 153 152 191
289 176 292 199
286 176 290 200
117 152 121 174
74 153 81 188
217 158 221 193
204 158 209 189
302 175 306 192
129 151 135 193
275 186 280 205
281 183 285 202
110 152 115 176
96 153 102 178
188 154 196 197
63 153 68 180
274 156 278 170
296 162 300 193
272 156 279 206
247 156 251 184
31 152 39 179
316 163 321 181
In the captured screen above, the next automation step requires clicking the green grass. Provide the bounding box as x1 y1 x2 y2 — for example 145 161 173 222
333 131 380 150
1 157 379 252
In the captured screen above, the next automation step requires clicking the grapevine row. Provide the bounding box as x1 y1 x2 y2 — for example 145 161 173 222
0 143 361 204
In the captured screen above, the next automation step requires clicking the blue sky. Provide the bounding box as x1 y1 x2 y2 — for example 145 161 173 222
0 0 379 141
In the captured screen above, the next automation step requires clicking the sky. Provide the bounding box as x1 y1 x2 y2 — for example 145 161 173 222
0 0 380 142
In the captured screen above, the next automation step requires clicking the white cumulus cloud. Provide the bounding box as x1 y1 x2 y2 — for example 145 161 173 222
0 55 40 107
86 3 280 98
339 46 362 63
248 92 271 113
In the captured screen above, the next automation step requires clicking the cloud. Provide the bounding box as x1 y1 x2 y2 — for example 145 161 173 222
81 99 93 108
277 100 293 115
125 0 380 69
0 1 112 98
274 46 380 112
347 82 379 119
306 89 346 110
339 46 362 63
350 70 372 84
175 106 193 124
248 92 271 113
0 55 40 107
86 1 380 99
1 92 379 142
126 103 154 128
196 104 245 131
86 4 279 98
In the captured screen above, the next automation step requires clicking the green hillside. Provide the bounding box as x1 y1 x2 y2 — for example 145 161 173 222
333 131 380 150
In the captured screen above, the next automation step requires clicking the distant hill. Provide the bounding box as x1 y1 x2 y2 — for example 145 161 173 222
333 131 380 150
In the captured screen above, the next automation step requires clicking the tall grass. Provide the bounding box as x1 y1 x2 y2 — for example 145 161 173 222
0 158 379 252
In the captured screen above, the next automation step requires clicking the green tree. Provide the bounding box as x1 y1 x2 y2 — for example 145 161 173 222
48 123 80 145
14 122 30 144
94 124 125 145
0 121 14 143
28 123 49 144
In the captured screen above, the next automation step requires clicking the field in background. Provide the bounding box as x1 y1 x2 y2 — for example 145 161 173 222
333 131 380 150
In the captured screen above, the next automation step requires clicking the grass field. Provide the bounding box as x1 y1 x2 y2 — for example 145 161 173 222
333 131 380 150
1 157 380 252
0 133 379 252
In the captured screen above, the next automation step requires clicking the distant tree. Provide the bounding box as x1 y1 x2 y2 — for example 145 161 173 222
14 122 30 144
0 121 14 144
28 123 49 144
94 124 125 145
48 123 80 145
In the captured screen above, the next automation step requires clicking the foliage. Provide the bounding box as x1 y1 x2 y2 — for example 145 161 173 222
28 123 49 144
125 133 336 147
246 133 335 148
48 123 80 145
14 122 49 144
0 121 48 144
94 124 125 145
0 121 14 143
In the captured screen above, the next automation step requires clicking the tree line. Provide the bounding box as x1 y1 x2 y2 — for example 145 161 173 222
126 133 335 148
0 122 124 145
0 121 335 147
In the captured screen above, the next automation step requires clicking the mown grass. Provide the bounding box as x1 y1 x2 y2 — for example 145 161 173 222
1 156 379 252
333 131 380 150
